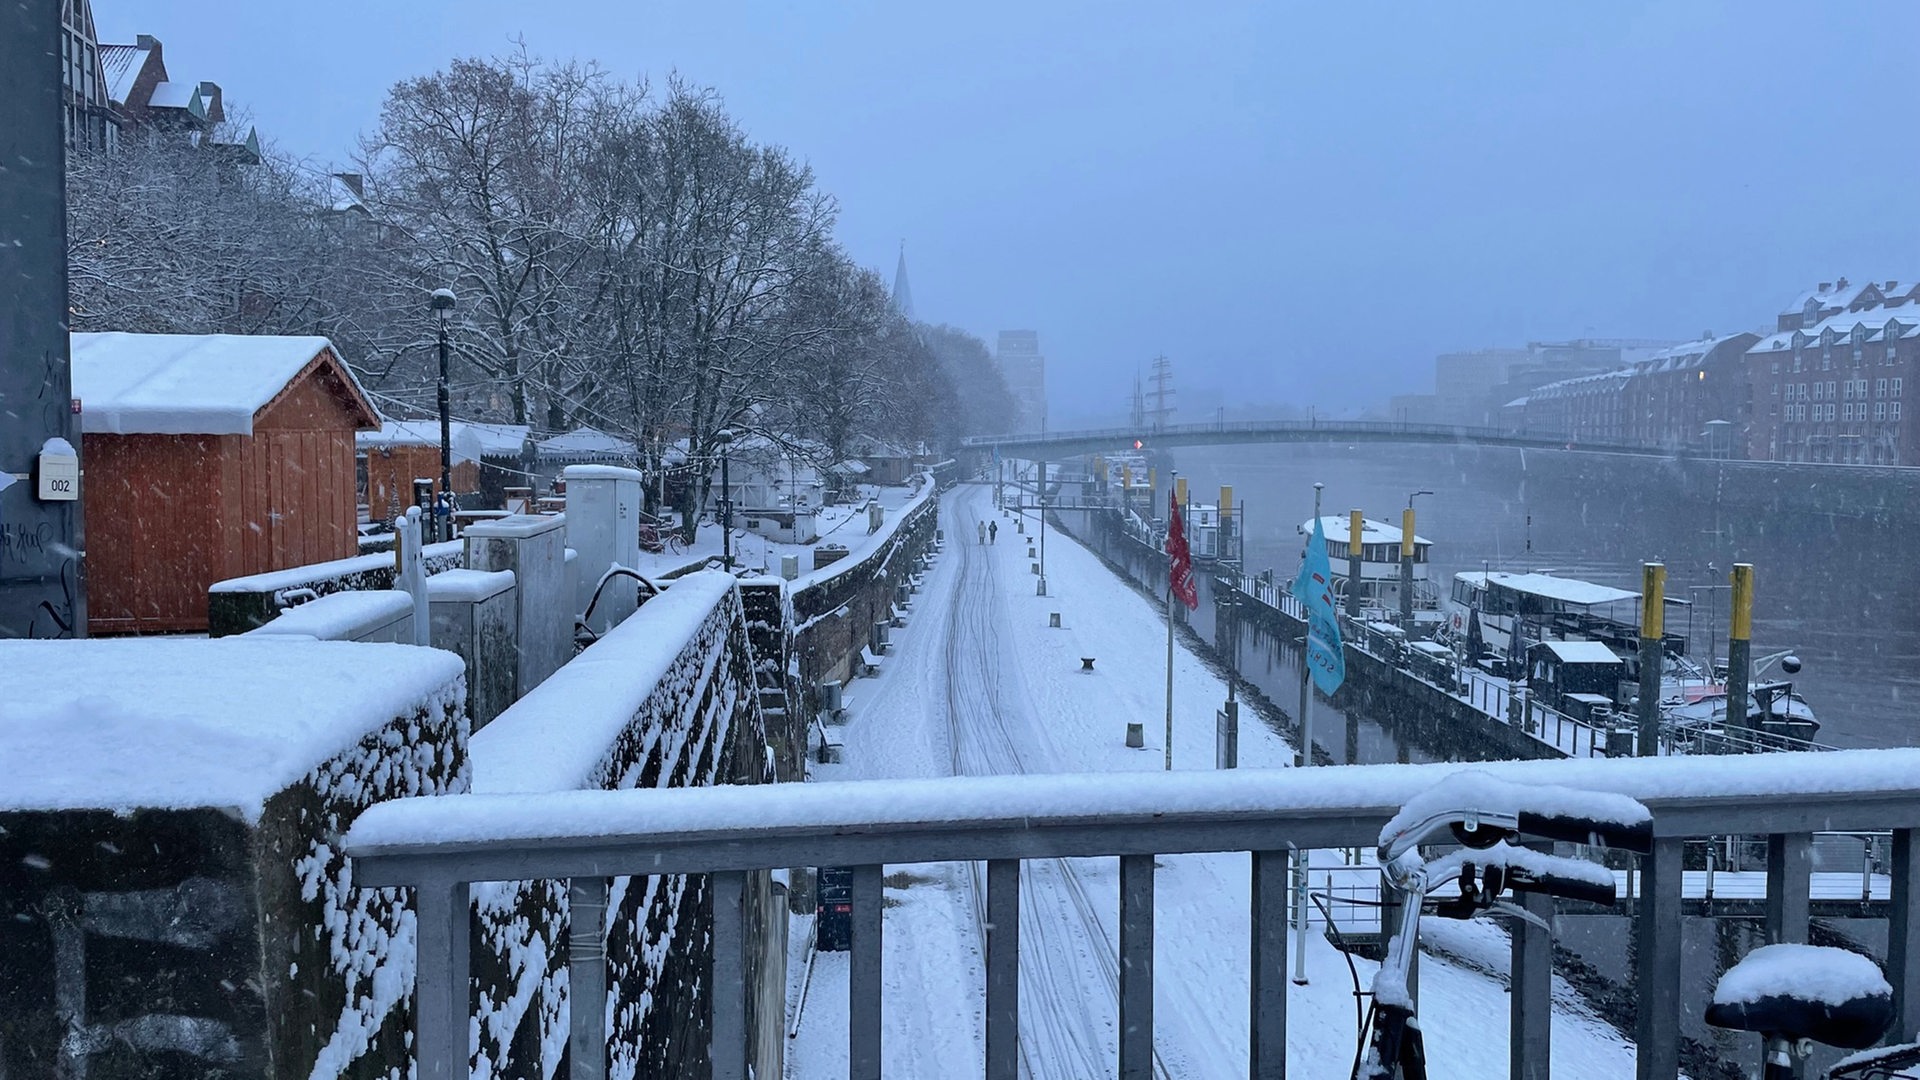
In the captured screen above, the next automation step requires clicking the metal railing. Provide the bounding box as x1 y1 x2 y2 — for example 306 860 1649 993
959 418 1670 457
346 750 1920 1080
1222 571 1838 760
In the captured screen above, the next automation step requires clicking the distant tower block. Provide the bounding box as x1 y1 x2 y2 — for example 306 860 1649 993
996 330 1048 434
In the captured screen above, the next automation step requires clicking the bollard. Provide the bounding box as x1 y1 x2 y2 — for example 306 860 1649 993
1049 612 1061 628
1036 577 1047 596
1028 545 1036 558
1031 562 1039 575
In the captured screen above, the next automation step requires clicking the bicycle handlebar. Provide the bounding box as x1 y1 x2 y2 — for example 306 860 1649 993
1504 861 1620 907
1514 809 1654 854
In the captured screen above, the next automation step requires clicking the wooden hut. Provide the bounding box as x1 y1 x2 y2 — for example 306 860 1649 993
356 420 484 525
70 333 381 633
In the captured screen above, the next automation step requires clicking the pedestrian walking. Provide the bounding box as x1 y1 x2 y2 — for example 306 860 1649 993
989 520 998 544
978 520 987 544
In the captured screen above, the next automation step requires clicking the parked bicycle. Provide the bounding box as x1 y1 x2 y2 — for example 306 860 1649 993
1351 772 1920 1080
1352 771 1653 1079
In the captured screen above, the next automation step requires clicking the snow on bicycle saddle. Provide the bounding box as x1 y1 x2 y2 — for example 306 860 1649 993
1707 944 1894 1050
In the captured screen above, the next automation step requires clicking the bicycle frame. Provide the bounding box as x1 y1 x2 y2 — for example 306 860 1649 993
1356 856 1435 1080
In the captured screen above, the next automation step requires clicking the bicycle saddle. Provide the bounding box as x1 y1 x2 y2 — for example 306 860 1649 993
1706 944 1894 1050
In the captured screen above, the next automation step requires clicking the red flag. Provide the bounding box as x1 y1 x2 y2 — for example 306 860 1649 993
1166 495 1199 610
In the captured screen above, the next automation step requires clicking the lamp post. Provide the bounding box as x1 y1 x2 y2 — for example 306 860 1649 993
715 429 735 571
430 287 457 542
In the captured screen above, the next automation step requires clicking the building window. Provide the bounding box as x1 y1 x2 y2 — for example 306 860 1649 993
1876 402 1887 421
1895 378 1904 398
1771 359 1780 374
1828 380 1838 399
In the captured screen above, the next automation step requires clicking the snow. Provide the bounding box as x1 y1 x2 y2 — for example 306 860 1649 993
1425 840 1617 891
0 638 463 819
1301 515 1429 547
99 43 152 105
1457 570 1641 608
210 538 463 593
1382 772 1653 850
247 589 411 639
561 463 644 483
536 427 636 461
41 436 76 457
467 571 737 794
426 568 515 603
357 420 486 464
71 332 373 436
147 81 198 109
1713 944 1891 1008
1536 640 1623 664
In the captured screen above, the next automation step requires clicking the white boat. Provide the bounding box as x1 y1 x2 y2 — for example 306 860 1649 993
1296 516 1442 625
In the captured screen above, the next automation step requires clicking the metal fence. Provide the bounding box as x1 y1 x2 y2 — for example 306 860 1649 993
347 751 1920 1080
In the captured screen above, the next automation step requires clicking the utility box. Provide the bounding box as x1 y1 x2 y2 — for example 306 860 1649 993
780 554 800 581
564 464 644 636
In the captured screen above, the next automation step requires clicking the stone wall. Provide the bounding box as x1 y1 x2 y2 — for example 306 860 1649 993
791 488 939 690
0 642 468 1080
465 572 773 1079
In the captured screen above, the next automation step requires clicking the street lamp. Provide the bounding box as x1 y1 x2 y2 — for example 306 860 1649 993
430 287 457 542
715 429 735 571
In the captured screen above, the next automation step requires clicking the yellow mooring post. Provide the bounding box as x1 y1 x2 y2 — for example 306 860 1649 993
1399 507 1417 623
1220 485 1236 562
1348 509 1365 618
1726 564 1754 729
1636 562 1666 755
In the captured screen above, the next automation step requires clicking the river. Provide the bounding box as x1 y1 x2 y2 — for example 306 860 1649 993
1154 443 1918 752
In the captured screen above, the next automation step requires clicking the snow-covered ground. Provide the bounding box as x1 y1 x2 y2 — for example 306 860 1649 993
786 485 1640 1078
630 480 932 583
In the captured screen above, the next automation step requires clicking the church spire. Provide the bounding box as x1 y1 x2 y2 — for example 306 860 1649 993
892 240 915 319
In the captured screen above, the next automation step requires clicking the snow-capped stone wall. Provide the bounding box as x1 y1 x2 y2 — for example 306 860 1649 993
207 538 466 636
791 486 938 688
0 638 468 1080
465 570 773 1079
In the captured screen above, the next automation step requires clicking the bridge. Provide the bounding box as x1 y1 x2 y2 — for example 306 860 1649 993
960 419 1674 460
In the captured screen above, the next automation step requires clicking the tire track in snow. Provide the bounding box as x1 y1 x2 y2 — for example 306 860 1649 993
941 487 1171 1080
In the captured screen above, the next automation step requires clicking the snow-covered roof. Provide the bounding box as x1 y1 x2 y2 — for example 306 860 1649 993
357 420 485 464
828 459 872 476
146 81 201 113
1299 516 1429 547
98 43 152 105
1535 640 1623 665
537 426 636 461
71 332 378 436
1750 303 1920 353
1457 571 1639 608
465 422 532 456
0 638 464 819
1779 280 1879 320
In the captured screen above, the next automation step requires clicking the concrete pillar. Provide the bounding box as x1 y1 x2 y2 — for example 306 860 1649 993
0 0 85 638
564 464 644 635
465 513 570 699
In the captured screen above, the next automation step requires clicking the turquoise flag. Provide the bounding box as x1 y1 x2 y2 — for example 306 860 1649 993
1291 516 1347 695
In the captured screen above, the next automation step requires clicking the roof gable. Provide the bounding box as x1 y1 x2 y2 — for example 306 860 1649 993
71 333 378 436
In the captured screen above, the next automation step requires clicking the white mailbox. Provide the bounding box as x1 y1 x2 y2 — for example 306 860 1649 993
37 438 79 501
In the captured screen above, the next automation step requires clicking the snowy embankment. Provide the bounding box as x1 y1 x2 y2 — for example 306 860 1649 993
781 485 1642 1079
457 569 764 1080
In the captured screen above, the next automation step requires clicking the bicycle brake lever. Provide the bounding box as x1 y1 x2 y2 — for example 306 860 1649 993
1488 900 1551 932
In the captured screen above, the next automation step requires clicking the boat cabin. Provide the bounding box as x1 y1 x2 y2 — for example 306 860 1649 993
1299 516 1438 621
1447 570 1688 673
1527 640 1625 721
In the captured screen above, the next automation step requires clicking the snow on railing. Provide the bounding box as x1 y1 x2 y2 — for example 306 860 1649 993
348 750 1920 1080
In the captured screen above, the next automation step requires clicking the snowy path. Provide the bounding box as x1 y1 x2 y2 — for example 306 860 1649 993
789 485 1640 1079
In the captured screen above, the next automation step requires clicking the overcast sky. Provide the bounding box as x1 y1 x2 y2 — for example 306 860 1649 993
99 1 1920 424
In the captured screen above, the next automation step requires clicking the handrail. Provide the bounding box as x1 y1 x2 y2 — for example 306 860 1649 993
958 419 1664 456
348 751 1920 1080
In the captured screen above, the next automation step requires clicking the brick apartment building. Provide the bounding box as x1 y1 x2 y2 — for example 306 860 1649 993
1746 281 1920 465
